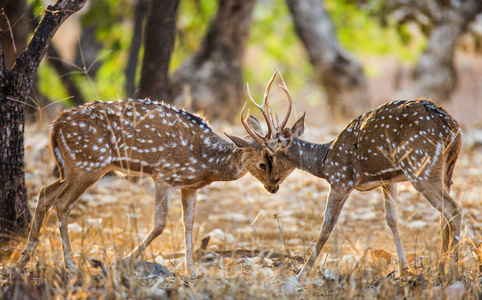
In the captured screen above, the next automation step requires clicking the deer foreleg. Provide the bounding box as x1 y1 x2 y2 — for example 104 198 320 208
181 188 199 276
297 187 350 280
382 183 408 273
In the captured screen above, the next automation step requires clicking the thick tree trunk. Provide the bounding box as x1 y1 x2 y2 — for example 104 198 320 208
125 0 149 98
285 0 369 119
0 0 86 244
169 0 257 122
0 78 30 241
136 0 179 102
402 0 482 102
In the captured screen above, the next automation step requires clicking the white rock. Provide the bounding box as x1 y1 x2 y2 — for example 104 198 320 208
207 229 235 244
445 282 465 300
280 276 299 295
85 218 103 228
408 220 428 229
68 222 83 233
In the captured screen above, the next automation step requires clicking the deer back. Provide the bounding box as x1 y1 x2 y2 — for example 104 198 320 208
50 99 243 188
321 100 461 190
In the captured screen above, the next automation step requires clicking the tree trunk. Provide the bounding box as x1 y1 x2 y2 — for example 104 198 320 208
136 0 179 102
0 0 86 245
125 0 149 98
285 0 369 119
169 0 257 122
0 77 30 241
401 0 482 102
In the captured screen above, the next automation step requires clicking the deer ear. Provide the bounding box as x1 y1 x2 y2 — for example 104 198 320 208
248 116 265 136
225 133 253 149
291 112 305 137
278 128 293 149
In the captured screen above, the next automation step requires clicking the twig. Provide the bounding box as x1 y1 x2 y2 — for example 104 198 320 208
1 8 17 54
274 213 300 272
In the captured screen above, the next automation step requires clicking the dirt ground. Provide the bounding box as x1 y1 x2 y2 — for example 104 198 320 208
5 53 482 298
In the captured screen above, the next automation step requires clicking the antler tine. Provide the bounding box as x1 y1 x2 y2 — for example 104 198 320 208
262 72 277 135
274 68 292 130
246 78 276 139
240 103 274 155
246 82 261 110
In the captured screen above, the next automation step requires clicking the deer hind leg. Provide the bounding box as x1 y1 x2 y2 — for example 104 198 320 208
55 173 102 272
381 183 408 272
17 179 65 268
438 189 461 257
181 188 199 276
411 177 461 259
297 187 351 280
126 180 172 260
398 140 461 260
439 149 461 257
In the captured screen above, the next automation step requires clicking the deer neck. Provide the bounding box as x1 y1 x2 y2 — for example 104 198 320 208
286 137 332 179
202 139 247 182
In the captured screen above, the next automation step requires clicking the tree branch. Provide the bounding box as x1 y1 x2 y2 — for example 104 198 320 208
0 31 4 86
11 0 86 97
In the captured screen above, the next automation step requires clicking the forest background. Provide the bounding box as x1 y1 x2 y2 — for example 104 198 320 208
15 0 482 126
1 0 482 298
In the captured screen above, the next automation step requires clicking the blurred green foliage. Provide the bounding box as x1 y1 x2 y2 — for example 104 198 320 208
29 0 426 108
326 0 426 61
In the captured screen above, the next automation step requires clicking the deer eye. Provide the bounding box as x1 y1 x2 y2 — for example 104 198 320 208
258 163 267 171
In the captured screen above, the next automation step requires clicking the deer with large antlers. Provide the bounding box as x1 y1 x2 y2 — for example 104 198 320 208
237 69 462 280
17 98 296 274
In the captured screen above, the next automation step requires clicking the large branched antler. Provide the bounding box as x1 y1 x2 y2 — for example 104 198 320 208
274 68 292 131
241 68 293 155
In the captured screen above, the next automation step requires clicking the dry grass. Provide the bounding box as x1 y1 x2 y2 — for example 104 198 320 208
2 54 482 297
0 117 481 299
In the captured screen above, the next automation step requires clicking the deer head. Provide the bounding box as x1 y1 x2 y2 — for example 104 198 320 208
226 69 302 193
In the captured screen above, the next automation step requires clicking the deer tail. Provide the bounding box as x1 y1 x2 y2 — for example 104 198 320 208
50 127 66 181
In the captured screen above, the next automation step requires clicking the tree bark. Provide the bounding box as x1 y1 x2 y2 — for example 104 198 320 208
136 0 179 102
169 0 257 122
125 0 149 98
0 66 30 241
401 0 482 102
285 0 369 119
0 0 86 244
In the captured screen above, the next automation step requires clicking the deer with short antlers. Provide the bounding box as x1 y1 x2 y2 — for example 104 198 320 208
235 69 462 280
17 98 296 274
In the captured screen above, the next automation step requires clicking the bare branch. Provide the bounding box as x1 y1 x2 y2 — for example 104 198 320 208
1 9 17 54
12 0 87 97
